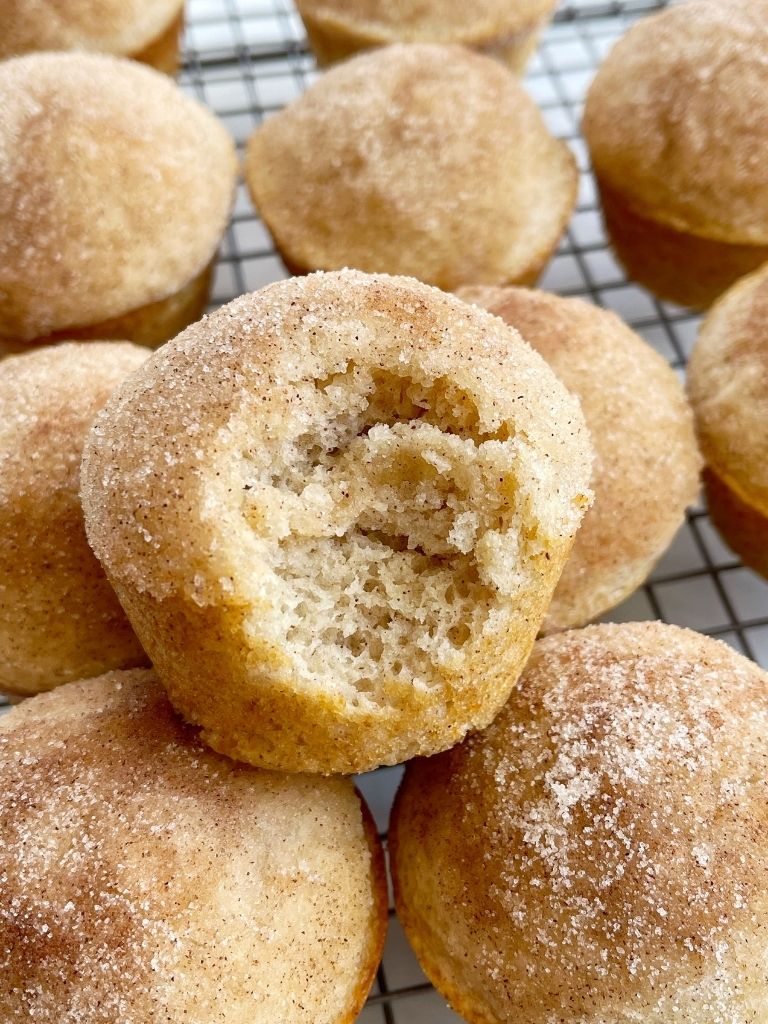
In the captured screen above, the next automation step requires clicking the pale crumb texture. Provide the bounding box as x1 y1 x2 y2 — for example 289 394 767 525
0 0 183 59
0 53 237 341
0 342 148 697
584 0 768 243
81 270 593 774
245 45 577 292
0 670 386 1023
460 286 701 631
688 263 768 515
295 0 556 47
392 622 768 1024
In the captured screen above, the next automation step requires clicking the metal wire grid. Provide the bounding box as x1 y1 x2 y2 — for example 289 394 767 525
4 1 768 1020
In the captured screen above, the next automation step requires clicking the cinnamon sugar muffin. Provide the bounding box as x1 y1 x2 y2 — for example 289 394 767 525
0 342 149 696
296 0 557 72
583 0 768 310
81 271 593 775
459 286 701 630
0 669 387 1022
688 262 768 578
0 0 186 74
391 622 768 1024
245 45 577 294
0 343 149 698
0 53 236 353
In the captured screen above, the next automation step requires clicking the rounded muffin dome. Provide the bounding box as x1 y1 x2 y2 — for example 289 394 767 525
0 53 236 342
0 669 387 1022
245 44 576 292
392 622 768 1023
0 0 184 60
583 0 768 244
0 342 149 697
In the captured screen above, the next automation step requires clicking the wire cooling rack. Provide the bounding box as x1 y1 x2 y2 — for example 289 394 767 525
5 1 768 1021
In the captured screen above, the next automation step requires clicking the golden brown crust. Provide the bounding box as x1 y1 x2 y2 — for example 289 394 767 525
458 286 701 631
0 342 149 697
81 270 593 774
595 177 768 310
245 45 577 293
583 0 768 246
0 53 236 341
703 468 768 580
0 670 387 1022
0 0 184 60
391 622 768 1024
130 7 184 75
688 263 768 514
296 0 554 69
0 261 214 357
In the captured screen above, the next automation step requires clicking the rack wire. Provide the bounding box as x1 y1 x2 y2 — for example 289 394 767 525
5 1 768 1020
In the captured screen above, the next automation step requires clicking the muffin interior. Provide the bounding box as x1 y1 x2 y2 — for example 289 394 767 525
240 362 527 703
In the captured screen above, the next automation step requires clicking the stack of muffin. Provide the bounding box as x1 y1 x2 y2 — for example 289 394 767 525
1 1 767 1022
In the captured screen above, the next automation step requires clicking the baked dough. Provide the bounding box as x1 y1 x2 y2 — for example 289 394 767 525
583 0 768 309
687 262 768 578
0 669 387 1022
81 270 593 774
295 0 557 71
391 622 768 1023
459 286 701 630
245 45 577 294
0 53 236 349
0 343 149 697
0 0 185 73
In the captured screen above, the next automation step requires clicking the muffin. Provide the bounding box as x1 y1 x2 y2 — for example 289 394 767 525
0 0 186 74
459 286 701 631
81 270 593 775
391 622 768 1024
245 45 577 294
583 0 768 310
0 343 149 698
295 0 557 72
0 53 237 353
687 262 768 578
0 669 387 1022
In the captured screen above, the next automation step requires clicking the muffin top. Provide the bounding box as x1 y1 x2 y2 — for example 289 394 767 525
0 669 384 1022
0 0 183 59
583 0 768 243
688 262 768 512
0 53 236 341
246 44 576 291
0 342 148 509
460 287 700 631
392 622 768 1023
295 0 557 40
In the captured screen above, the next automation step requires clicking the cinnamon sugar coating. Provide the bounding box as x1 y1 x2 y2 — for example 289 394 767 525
392 622 768 1023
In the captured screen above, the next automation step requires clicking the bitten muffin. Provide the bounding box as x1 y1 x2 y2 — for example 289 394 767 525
0 670 387 1022
0 0 186 74
583 0 768 310
0 343 149 698
688 262 768 578
245 45 577 294
459 286 701 630
81 271 593 775
295 0 557 72
0 53 237 353
391 622 768 1024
